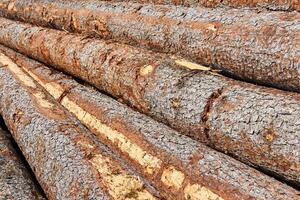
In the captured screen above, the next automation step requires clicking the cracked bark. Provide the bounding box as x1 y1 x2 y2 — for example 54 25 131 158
0 19 299 187
0 127 46 200
103 0 300 11
0 53 160 200
201 88 224 143
1 45 300 200
0 0 299 92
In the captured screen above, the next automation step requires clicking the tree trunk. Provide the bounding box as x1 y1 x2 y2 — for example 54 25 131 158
102 0 300 11
0 127 46 200
0 18 299 187
1 45 300 199
0 0 299 92
0 53 159 200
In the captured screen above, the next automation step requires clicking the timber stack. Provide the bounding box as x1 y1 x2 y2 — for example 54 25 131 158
0 0 299 200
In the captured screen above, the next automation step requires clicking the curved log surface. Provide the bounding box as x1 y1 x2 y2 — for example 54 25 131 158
0 18 299 187
0 53 159 200
0 127 45 200
0 0 299 91
1 45 300 200
104 0 300 11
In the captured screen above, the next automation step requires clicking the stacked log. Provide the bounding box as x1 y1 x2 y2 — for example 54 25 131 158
0 18 298 186
0 0 299 91
0 127 45 200
0 53 160 200
1 45 300 200
105 0 300 11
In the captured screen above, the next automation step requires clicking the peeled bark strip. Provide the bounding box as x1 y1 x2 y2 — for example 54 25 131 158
0 19 299 187
0 54 159 200
0 127 45 200
0 1 299 92
1 46 300 200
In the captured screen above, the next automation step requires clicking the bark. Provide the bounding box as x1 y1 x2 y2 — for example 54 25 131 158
0 0 299 92
104 0 300 11
0 18 299 187
1 45 300 200
0 53 160 200
0 127 46 200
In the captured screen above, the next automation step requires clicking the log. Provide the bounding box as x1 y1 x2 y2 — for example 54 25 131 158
0 53 160 200
0 127 45 200
0 0 299 92
0 18 299 187
104 0 300 11
1 45 300 200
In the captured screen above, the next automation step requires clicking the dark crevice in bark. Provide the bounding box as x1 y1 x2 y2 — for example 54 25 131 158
197 86 300 189
0 114 8 132
72 76 86 85
0 115 48 199
226 150 300 191
257 166 300 191
9 137 48 199
198 87 300 189
76 76 120 98
57 85 76 104
219 69 292 93
201 88 223 144
133 5 143 13
260 6 299 12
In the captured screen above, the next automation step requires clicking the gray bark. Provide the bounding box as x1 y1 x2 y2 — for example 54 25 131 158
0 0 299 91
1 45 300 200
102 0 300 11
0 53 159 200
0 18 299 187
0 127 46 200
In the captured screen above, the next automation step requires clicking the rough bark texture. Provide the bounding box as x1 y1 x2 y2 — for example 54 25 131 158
1 45 300 200
104 0 300 11
0 0 299 92
0 127 46 200
0 53 160 200
0 19 299 187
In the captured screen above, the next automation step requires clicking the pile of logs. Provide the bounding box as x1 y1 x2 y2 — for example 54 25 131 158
0 126 45 199
0 0 299 199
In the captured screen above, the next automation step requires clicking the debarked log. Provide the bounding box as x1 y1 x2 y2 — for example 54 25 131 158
0 53 160 200
0 0 299 91
0 127 45 200
0 19 299 186
1 45 300 200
